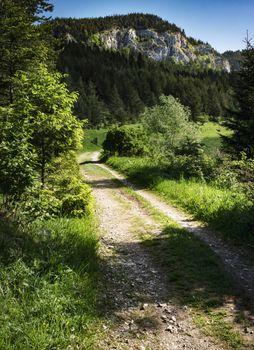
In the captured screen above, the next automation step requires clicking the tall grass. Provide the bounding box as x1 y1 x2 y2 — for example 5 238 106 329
107 156 254 246
0 216 99 349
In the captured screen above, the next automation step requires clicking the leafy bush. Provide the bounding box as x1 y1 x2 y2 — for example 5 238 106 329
15 152 93 222
213 154 254 200
58 176 93 217
102 124 148 157
141 95 199 157
17 186 62 222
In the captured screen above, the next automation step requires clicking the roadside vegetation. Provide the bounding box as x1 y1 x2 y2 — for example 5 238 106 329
102 93 254 248
106 155 254 246
1 1 254 348
0 217 99 349
0 2 100 348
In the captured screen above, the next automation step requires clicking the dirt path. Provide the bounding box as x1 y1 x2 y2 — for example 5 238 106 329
89 152 254 302
80 155 242 350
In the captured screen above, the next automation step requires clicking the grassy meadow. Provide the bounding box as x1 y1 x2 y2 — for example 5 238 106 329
82 128 107 152
201 122 232 155
0 216 100 349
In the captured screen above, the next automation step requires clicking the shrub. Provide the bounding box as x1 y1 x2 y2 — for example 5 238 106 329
102 124 148 157
16 172 93 222
58 176 93 217
141 95 199 156
17 186 62 222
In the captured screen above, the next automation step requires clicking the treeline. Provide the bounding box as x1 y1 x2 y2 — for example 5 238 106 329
51 13 183 40
58 42 237 126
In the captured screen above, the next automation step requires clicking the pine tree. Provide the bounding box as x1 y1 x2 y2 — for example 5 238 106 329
0 0 53 104
82 81 110 126
109 85 128 124
223 39 254 157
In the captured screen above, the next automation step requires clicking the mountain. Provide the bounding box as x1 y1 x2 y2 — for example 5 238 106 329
52 14 231 72
48 14 237 126
92 28 230 72
222 50 243 71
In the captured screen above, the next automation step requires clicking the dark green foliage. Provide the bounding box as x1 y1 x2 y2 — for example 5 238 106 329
51 13 183 39
15 152 93 222
223 42 254 157
57 41 236 125
0 2 90 221
0 0 53 105
103 125 148 157
222 50 243 71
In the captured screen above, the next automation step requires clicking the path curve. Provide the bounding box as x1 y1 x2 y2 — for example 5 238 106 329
92 151 254 302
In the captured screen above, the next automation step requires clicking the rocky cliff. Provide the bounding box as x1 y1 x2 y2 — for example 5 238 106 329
96 28 230 72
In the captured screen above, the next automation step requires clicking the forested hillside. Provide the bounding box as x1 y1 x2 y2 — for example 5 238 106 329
51 13 184 38
48 14 240 126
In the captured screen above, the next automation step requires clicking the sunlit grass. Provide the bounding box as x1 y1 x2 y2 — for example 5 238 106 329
0 216 100 349
82 129 107 152
201 121 232 155
106 156 254 246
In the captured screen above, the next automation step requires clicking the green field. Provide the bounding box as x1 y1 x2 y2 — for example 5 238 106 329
82 122 231 155
201 122 232 155
82 128 107 152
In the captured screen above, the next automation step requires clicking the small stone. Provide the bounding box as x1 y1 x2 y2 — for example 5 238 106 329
171 316 176 322
140 303 148 310
157 302 167 308
165 325 173 332
244 327 250 333
164 308 172 314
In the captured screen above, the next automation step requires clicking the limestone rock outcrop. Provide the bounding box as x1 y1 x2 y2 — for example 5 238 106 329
98 28 230 72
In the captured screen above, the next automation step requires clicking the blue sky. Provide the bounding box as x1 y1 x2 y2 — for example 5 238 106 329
50 0 254 52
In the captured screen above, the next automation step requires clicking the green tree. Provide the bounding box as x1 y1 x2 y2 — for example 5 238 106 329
12 64 83 187
0 106 36 205
0 0 53 105
142 95 198 156
223 40 254 157
82 81 110 126
109 85 128 124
